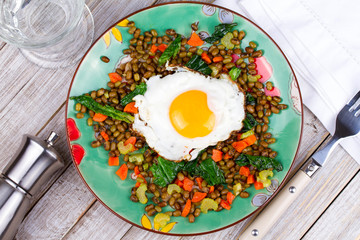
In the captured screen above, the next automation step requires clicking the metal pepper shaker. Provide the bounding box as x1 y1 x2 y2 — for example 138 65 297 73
0 131 64 240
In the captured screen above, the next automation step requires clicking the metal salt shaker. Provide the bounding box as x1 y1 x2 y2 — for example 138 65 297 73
0 132 64 240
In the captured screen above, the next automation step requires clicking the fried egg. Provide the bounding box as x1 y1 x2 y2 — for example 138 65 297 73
132 70 245 161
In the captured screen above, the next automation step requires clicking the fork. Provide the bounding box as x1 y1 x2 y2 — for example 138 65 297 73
238 91 360 240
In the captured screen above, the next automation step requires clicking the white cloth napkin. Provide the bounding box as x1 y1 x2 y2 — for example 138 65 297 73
213 0 360 164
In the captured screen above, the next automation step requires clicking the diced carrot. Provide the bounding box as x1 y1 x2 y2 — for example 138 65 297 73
192 192 207 202
175 179 184 188
211 149 223 162
135 182 141 188
116 164 128 180
108 156 119 166
227 192 235 205
209 186 214 194
222 66 229 73
247 174 255 184
158 44 168 52
93 113 107 122
239 166 250 177
187 32 204 46
108 72 122 83
237 134 242 141
232 141 248 153
124 102 138 114
232 134 257 153
125 136 136 146
254 181 264 190
181 199 192 217
212 56 224 63
100 131 109 142
243 134 257 146
224 153 232 160
220 200 231 210
150 44 158 53
195 177 203 189
201 52 212 64
183 177 194 191
134 166 140 175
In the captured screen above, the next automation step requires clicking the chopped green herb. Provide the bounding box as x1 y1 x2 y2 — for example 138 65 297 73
151 153 224 187
197 158 225 186
128 144 148 156
235 154 283 172
150 157 185 187
229 67 242 81
204 23 238 44
185 55 212 75
70 95 134 123
120 82 147 106
158 35 182 66
246 92 256 105
242 113 258 132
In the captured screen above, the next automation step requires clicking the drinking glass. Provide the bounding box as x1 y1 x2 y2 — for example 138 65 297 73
0 0 94 68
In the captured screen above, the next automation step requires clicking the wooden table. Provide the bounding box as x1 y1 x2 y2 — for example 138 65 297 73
1 0 359 239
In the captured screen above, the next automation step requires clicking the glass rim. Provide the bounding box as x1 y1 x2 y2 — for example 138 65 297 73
0 0 85 49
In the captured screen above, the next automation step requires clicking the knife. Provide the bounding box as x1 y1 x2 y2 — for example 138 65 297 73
238 91 360 239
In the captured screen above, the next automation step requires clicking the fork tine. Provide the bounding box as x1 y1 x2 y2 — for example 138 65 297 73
349 96 360 112
348 91 360 106
355 109 360 117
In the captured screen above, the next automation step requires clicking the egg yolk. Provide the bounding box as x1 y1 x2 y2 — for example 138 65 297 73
169 90 215 138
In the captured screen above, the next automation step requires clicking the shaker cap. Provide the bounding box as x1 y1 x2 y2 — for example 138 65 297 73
2 132 64 196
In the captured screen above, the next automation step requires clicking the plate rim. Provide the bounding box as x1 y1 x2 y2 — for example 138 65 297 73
65 1 304 236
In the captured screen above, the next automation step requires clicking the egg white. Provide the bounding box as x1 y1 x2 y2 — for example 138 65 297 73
132 70 245 161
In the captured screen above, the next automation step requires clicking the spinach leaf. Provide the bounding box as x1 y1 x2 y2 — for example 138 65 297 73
151 153 225 186
158 35 182 66
246 92 256 105
150 157 185 187
235 154 249 167
150 163 168 187
205 23 238 44
229 67 242 81
198 158 225 186
70 95 134 123
235 154 283 172
242 113 258 132
183 159 200 176
120 82 147 106
185 55 212 75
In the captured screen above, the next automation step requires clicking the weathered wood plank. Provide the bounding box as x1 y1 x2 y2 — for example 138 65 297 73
302 170 360 240
243 141 359 240
0 42 6 50
0 64 72 169
62 201 133 240
15 164 95 240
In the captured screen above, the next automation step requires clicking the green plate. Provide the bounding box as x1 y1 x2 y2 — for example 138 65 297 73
66 2 303 235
